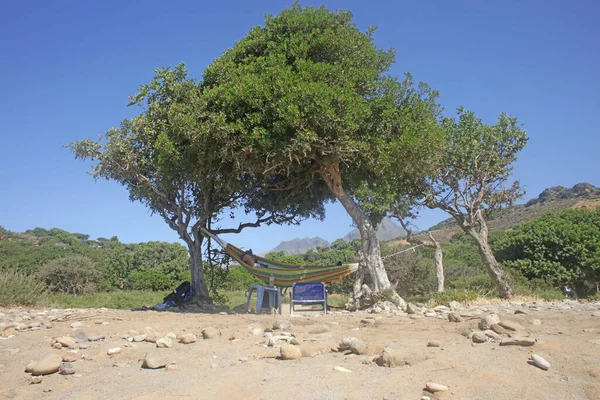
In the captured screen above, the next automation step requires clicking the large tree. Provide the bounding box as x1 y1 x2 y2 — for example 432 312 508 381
201 4 442 305
70 65 325 303
425 107 528 298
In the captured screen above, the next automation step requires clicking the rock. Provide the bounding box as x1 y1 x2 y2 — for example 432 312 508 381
133 334 147 342
201 327 221 339
591 311 600 317
55 336 76 348
425 382 448 393
532 319 542 326
28 322 41 328
179 334 197 344
2 328 17 337
107 347 122 355
156 337 173 348
333 366 352 373
59 362 75 375
45 324 53 329
87 335 104 342
53 343 63 349
449 300 464 310
76 343 89 350
62 352 79 362
31 353 63 375
250 327 264 336
165 332 177 340
94 320 104 325
490 324 509 335
30 376 43 384
531 354 551 370
484 330 501 340
471 332 487 343
25 361 37 373
448 312 463 323
165 363 180 371
70 322 84 328
478 314 501 330
374 348 405 368
142 352 167 369
406 303 419 314
427 340 441 347
280 344 302 360
273 320 292 330
144 331 162 343
308 325 330 334
424 312 437 318
409 314 423 320
498 320 526 332
339 337 367 355
15 323 28 331
500 337 535 347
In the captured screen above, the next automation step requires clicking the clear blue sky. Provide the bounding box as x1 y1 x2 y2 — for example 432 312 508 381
1 0 598 253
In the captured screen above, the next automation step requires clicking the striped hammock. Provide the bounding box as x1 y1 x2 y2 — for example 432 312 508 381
199 228 358 287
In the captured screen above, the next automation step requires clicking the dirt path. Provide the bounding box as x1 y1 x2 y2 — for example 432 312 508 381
1 301 600 400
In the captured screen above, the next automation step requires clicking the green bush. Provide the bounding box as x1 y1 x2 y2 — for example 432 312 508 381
222 266 262 291
128 269 173 291
433 289 480 305
38 255 100 294
0 269 47 306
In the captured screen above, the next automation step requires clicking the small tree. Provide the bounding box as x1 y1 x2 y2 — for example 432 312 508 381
202 4 442 306
426 108 528 298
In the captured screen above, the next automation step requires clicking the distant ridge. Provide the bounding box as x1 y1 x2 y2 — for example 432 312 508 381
342 217 406 242
269 237 330 255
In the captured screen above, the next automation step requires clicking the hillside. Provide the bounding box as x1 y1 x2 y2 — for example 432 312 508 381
269 237 330 255
424 182 600 242
342 217 406 242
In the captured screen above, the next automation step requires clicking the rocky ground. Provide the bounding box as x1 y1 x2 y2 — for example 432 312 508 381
1 299 600 400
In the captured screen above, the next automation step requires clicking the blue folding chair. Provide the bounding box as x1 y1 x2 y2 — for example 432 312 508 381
290 282 327 316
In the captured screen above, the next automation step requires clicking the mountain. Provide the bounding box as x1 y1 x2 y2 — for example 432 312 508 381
269 237 330 255
342 217 406 242
424 182 600 242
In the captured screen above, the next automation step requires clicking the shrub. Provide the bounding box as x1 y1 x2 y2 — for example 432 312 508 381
0 269 47 306
38 255 100 294
128 269 173 291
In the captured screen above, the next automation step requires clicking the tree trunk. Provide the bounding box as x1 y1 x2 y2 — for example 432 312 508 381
465 229 513 299
320 165 405 308
426 232 444 293
187 238 212 304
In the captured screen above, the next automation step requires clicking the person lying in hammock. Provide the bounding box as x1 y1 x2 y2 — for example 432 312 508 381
242 249 269 268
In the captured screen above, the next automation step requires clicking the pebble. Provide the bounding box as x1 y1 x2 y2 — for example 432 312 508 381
53 343 63 349
132 334 147 342
94 320 104 324
107 347 122 355
498 320 525 331
448 312 463 323
531 354 551 370
142 352 167 369
424 312 437 318
179 334 197 344
88 334 105 342
165 363 180 371
76 343 89 350
156 337 173 348
59 362 75 375
30 376 43 384
31 353 63 375
425 382 448 393
478 314 500 330
339 337 367 355
62 352 79 363
273 320 292 330
427 340 441 347
471 332 487 343
250 327 264 336
499 337 535 347
70 322 84 329
55 336 76 348
202 327 221 339
280 344 302 360
333 366 352 373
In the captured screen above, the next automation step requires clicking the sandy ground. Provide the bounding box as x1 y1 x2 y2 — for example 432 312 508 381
1 300 600 400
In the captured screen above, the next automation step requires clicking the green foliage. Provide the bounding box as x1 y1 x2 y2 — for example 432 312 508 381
432 290 480 306
40 290 168 309
0 269 47 307
221 266 263 291
494 208 600 294
38 255 101 295
128 269 173 291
